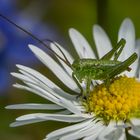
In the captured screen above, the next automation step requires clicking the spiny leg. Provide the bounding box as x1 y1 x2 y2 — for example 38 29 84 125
72 73 83 95
104 78 111 88
105 53 138 79
113 41 125 61
85 78 92 97
101 38 126 60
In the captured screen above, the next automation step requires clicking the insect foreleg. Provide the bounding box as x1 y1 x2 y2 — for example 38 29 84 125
104 78 111 88
85 78 92 96
72 73 83 95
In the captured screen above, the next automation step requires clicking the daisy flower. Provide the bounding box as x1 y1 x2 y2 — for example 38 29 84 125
6 18 140 140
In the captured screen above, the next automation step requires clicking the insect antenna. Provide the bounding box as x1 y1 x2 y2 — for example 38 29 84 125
0 13 72 68
41 38 71 66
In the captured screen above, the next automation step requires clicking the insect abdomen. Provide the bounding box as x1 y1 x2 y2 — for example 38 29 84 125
72 59 120 82
72 59 120 69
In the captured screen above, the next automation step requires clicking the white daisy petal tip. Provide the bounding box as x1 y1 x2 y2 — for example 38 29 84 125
93 24 112 58
15 64 24 69
69 27 95 58
93 24 101 31
28 44 40 54
28 44 37 49
5 104 16 110
68 28 76 34
121 17 133 26
119 17 135 39
118 17 136 61
10 123 16 128
69 28 77 39
5 105 10 109
10 72 15 76
10 72 19 77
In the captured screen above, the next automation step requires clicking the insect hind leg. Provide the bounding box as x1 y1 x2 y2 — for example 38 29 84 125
101 38 126 60
107 53 138 79
113 42 125 60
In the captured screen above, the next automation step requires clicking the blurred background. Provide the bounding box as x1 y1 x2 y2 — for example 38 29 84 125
0 0 140 139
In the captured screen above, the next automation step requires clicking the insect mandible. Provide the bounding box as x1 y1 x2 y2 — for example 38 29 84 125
0 14 137 97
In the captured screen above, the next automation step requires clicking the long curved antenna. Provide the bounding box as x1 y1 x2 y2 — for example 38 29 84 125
43 39 71 65
0 13 72 67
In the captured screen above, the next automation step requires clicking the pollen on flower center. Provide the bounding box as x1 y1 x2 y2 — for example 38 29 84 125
85 76 140 123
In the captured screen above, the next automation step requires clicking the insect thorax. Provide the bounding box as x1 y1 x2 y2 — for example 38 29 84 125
72 59 120 82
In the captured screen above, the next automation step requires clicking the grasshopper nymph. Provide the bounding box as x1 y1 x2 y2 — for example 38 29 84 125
72 39 137 97
0 14 137 98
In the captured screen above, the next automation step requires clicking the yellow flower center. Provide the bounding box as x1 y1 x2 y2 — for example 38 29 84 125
85 76 140 123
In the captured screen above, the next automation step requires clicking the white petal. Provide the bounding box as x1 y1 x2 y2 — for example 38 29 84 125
16 113 86 123
28 44 80 92
60 121 103 140
16 82 75 114
98 122 126 140
59 97 82 115
130 119 140 126
46 119 93 139
50 42 74 65
11 72 35 84
69 28 95 58
50 43 73 77
10 119 45 127
44 137 58 140
83 126 105 140
16 65 75 99
16 65 55 88
24 82 82 115
118 18 135 60
127 39 139 77
20 84 74 114
51 44 73 76
6 103 64 110
136 39 140 54
83 135 98 140
56 110 71 115
10 111 71 127
10 112 71 127
118 133 126 140
93 25 112 58
136 39 140 78
129 125 140 139
13 83 62 106
100 127 124 140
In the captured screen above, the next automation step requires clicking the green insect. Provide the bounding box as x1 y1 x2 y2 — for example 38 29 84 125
71 39 137 96
0 14 137 97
